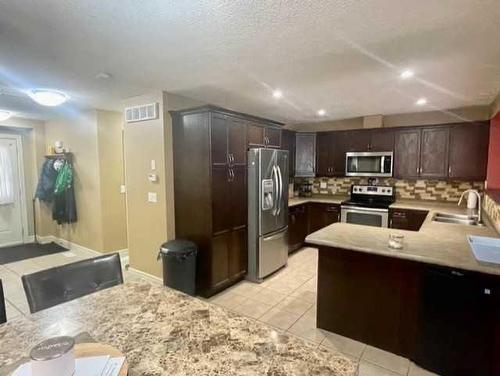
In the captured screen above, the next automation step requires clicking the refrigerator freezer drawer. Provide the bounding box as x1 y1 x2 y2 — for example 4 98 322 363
258 227 288 279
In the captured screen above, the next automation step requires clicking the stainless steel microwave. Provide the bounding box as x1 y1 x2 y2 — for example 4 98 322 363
345 151 393 177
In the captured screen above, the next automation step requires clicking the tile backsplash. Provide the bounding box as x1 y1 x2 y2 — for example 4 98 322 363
296 177 485 202
484 193 500 233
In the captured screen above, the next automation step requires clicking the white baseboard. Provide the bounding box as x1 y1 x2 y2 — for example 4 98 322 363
35 236 129 267
127 266 163 284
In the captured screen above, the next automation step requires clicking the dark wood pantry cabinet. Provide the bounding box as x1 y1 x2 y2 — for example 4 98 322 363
281 129 296 178
171 105 283 297
247 122 281 148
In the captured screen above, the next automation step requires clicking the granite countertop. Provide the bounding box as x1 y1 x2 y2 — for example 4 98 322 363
289 195 348 207
306 199 500 276
0 282 356 376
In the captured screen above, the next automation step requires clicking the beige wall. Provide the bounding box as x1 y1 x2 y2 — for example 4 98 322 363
123 91 204 278
97 110 128 252
0 117 46 237
43 111 104 251
491 92 500 117
288 105 491 132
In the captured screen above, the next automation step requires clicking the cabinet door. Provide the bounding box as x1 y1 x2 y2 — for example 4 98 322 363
316 132 331 176
419 127 449 178
448 123 490 180
211 232 230 287
230 167 247 230
331 132 347 176
228 227 247 277
281 130 296 177
227 117 247 166
345 130 371 152
324 204 341 225
265 127 281 148
394 129 421 179
295 133 316 177
211 114 228 166
247 123 265 147
389 209 428 231
288 204 308 252
308 203 340 234
211 167 231 235
370 130 395 152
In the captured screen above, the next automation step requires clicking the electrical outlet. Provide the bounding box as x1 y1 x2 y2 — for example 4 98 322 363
148 192 158 203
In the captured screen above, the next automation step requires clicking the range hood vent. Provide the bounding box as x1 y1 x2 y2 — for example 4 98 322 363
124 103 158 123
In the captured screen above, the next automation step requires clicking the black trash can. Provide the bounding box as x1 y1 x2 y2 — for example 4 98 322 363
157 240 197 296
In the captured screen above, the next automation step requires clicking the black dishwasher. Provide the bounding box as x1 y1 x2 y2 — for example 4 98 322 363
415 266 499 376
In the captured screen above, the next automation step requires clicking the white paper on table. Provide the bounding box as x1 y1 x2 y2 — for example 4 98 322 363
101 357 126 376
74 356 110 376
12 356 110 376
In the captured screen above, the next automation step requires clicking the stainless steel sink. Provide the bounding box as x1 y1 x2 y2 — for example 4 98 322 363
433 212 484 227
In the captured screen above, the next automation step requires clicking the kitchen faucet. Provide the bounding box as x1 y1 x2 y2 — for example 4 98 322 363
458 189 482 223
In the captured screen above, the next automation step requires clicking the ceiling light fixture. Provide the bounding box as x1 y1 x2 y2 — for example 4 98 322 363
0 110 12 121
317 109 326 116
400 69 414 79
28 89 69 107
272 89 283 99
416 98 427 106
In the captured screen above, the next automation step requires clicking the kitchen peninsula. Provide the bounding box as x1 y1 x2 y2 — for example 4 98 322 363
0 282 356 375
306 203 500 376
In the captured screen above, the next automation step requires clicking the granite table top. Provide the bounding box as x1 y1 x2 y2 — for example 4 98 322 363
306 200 500 276
0 282 356 376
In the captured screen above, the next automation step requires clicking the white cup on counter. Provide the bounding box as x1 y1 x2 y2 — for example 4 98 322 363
388 233 404 250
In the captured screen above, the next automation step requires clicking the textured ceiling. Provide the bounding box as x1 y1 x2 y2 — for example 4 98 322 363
0 0 499 122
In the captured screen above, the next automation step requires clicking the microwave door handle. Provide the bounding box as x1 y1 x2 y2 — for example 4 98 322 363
381 156 385 173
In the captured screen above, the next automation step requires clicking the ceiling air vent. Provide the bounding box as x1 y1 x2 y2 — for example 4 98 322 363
124 103 158 123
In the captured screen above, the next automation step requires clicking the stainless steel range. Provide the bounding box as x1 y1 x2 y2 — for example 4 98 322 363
341 185 395 228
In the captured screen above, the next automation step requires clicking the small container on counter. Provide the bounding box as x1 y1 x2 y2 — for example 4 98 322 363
30 336 75 376
388 233 404 250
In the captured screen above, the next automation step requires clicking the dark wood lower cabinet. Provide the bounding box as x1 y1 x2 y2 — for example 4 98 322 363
288 204 308 252
317 246 500 376
307 203 340 234
389 208 428 231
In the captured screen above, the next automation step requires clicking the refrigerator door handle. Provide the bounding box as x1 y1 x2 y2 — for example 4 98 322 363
276 165 283 216
272 165 278 216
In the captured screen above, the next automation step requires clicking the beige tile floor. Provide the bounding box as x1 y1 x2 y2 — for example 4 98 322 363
0 245 437 376
208 247 439 376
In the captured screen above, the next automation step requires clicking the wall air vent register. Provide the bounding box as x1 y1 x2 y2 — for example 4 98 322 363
124 103 158 123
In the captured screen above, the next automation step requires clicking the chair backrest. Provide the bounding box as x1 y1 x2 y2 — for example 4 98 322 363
0 279 6 324
22 253 123 313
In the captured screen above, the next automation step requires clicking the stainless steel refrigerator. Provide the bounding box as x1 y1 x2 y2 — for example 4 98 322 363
247 148 289 282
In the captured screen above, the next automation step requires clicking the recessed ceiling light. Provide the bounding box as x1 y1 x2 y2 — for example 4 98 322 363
28 89 69 107
0 110 12 121
400 69 414 79
272 89 283 99
96 72 112 80
317 109 326 116
416 98 427 106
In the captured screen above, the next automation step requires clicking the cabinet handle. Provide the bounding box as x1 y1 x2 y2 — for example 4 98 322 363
448 166 451 175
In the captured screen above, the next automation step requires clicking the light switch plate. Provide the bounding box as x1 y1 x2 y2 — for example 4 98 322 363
120 185 126 193
148 192 158 203
151 160 156 170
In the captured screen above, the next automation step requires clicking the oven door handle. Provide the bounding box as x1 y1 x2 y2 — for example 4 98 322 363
341 206 389 214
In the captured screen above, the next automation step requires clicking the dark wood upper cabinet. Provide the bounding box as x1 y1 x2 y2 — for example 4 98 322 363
370 129 395 152
227 116 247 166
316 132 332 176
295 133 316 177
281 130 296 177
394 129 421 179
344 130 371 152
247 122 266 147
419 127 449 179
448 122 490 180
331 132 347 176
265 127 281 148
211 114 229 166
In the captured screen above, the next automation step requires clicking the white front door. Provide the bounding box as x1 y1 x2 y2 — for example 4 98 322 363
0 136 24 247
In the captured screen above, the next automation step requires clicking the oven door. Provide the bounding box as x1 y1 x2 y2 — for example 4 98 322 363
341 206 389 228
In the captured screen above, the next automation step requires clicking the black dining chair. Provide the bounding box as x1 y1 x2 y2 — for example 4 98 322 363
22 253 123 313
0 279 6 324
